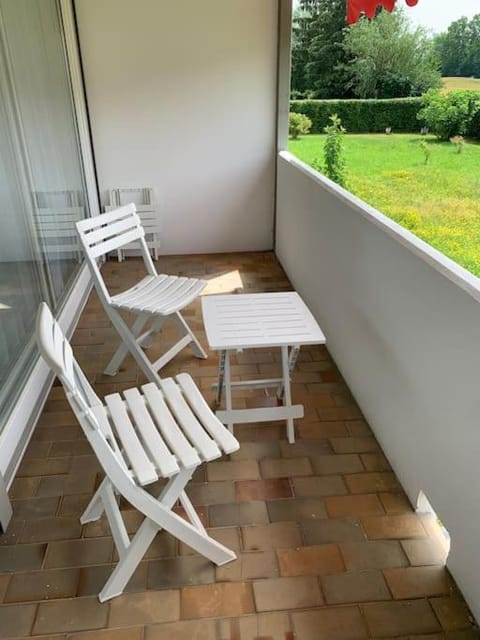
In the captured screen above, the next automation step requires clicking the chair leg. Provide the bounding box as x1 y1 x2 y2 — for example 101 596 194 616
98 469 236 602
99 502 236 602
103 311 160 384
80 477 109 524
99 514 159 601
98 469 190 600
173 311 207 359
179 490 207 534
104 307 206 381
137 315 166 349
104 312 149 376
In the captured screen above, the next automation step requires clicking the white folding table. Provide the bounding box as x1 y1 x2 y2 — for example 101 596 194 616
201 292 326 443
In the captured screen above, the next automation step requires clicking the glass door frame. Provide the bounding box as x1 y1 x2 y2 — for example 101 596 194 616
0 0 100 517
58 0 100 224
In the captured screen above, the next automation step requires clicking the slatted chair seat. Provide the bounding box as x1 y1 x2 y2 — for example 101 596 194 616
95 376 239 487
36 303 239 602
76 204 208 384
111 274 206 316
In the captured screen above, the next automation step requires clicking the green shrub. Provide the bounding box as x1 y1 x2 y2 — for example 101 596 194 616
288 112 312 139
417 89 480 140
466 103 480 139
322 114 347 188
290 97 422 133
419 140 431 165
450 135 465 153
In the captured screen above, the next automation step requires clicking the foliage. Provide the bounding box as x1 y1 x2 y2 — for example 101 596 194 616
291 4 441 100
344 9 441 99
435 15 480 78
450 136 465 154
290 97 422 133
291 0 354 99
304 0 353 98
417 89 480 140
291 4 316 98
419 140 431 165
467 106 480 139
289 112 312 139
322 114 347 187
289 133 480 276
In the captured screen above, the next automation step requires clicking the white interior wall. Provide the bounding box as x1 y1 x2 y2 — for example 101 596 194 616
276 151 480 622
74 0 278 255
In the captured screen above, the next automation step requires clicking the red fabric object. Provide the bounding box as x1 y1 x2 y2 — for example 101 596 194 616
347 0 419 24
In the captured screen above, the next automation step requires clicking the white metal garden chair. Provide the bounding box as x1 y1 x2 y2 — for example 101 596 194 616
35 302 239 602
76 204 207 385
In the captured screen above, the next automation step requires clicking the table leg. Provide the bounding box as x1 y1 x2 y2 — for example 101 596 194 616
216 349 227 405
277 345 300 400
281 345 296 443
224 350 234 433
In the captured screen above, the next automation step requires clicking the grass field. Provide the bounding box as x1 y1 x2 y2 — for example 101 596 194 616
289 134 480 276
442 77 480 92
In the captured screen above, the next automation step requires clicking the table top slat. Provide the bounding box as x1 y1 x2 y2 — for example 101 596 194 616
202 292 325 350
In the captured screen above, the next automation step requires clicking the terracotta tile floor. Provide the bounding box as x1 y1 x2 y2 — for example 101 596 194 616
1 252 478 639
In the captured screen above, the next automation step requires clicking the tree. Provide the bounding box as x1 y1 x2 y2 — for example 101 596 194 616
305 0 354 98
418 89 480 140
435 15 480 78
290 0 354 99
470 15 480 77
344 9 441 99
291 4 315 97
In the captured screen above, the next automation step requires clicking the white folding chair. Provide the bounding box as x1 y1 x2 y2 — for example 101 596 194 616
76 204 207 385
35 302 238 602
34 190 84 263
106 188 160 262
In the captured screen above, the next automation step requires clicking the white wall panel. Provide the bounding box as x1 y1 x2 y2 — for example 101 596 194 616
276 151 480 623
74 0 278 254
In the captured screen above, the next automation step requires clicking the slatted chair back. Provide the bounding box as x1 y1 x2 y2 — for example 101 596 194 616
76 204 157 304
35 303 232 490
35 303 131 483
106 188 161 261
34 190 84 262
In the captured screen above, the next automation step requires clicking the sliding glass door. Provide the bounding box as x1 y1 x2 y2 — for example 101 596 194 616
0 0 90 425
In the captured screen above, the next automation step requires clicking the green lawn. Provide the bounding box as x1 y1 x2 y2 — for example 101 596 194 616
289 134 480 276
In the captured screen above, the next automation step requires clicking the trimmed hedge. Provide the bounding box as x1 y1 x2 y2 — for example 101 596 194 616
290 98 423 133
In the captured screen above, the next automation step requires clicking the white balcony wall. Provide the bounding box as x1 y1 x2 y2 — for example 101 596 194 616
276 151 480 622
74 0 278 254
